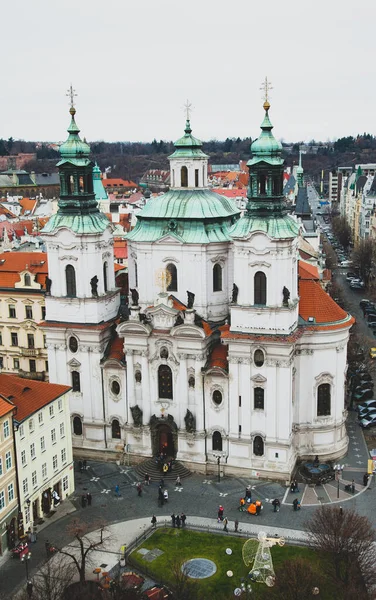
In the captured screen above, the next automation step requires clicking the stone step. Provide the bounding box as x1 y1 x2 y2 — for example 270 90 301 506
136 458 191 481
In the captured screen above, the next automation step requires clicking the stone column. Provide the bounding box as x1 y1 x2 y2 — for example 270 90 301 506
195 355 204 431
125 350 134 425
141 352 151 424
228 357 239 437
178 353 188 428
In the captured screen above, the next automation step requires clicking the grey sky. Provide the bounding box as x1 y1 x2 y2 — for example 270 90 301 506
2 0 375 144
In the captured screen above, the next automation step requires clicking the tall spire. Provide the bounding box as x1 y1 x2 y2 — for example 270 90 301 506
296 150 304 187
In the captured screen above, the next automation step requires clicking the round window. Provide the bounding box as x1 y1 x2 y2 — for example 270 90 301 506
135 370 142 383
213 390 223 406
111 380 120 395
69 337 78 353
160 347 169 359
254 349 264 367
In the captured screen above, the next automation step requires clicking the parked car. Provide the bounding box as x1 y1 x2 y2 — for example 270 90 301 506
366 314 376 322
353 388 374 401
368 321 376 328
359 415 376 428
340 260 352 267
347 272 358 281
354 382 375 394
357 399 376 411
351 282 365 290
358 408 376 420
360 299 372 308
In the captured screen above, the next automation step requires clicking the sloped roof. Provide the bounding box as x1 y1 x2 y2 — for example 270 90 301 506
105 334 124 362
0 251 48 289
207 343 228 370
19 198 37 215
103 178 137 188
0 396 14 418
0 374 70 422
299 262 319 280
298 263 349 325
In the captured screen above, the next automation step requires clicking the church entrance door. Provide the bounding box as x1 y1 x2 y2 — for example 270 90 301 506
158 425 175 458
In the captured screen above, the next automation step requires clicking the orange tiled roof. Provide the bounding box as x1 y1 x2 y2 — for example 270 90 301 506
0 396 14 418
106 335 124 362
0 374 70 422
299 262 319 280
103 178 137 188
0 251 48 289
208 343 228 370
114 263 124 272
0 205 16 218
169 296 212 336
298 277 348 324
214 188 247 198
19 198 37 215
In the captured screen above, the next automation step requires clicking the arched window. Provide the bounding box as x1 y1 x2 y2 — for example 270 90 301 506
212 431 223 451
188 376 195 388
135 370 142 383
103 261 108 293
111 419 121 439
24 273 31 286
254 349 264 367
73 416 82 436
181 166 188 187
71 371 81 392
253 436 264 456
66 265 76 297
213 263 222 292
158 365 173 399
166 263 177 292
258 173 266 195
254 271 266 305
317 383 331 416
254 388 264 410
195 169 199 187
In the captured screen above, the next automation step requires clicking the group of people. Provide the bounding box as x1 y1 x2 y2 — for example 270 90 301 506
171 513 186 528
217 506 239 532
290 480 300 493
81 492 92 507
158 482 169 506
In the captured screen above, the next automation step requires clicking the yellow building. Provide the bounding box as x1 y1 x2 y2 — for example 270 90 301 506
0 252 48 380
0 397 19 555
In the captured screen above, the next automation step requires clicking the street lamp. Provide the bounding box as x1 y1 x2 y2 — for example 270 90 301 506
213 452 226 483
21 550 32 580
333 464 344 499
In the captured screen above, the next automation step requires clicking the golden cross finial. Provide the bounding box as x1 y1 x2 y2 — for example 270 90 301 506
66 84 77 108
183 99 193 121
260 77 273 104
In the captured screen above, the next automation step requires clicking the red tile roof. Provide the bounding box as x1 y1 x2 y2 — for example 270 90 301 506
19 198 37 215
0 251 48 289
0 205 16 218
298 277 349 325
106 335 124 362
208 343 228 370
214 188 247 198
0 374 70 422
103 178 137 188
299 262 319 280
0 396 15 418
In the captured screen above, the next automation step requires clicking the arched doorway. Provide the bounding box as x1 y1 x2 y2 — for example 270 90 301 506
158 424 175 457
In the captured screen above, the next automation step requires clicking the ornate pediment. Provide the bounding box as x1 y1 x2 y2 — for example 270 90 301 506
146 302 179 330
170 324 206 339
251 374 267 383
68 358 81 368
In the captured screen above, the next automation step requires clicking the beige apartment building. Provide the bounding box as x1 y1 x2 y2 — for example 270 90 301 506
0 252 48 380
0 397 19 555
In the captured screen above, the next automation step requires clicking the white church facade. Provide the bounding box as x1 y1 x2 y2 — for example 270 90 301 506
42 99 353 481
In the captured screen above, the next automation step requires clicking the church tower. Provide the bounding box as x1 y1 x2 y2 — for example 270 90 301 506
42 92 120 449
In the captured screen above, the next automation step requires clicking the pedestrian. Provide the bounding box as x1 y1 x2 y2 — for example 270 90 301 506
255 500 262 516
339 506 343 517
351 479 355 494
26 580 33 598
163 489 168 502
78 460 83 473
234 519 239 532
151 515 157 528
86 492 92 506
83 459 87 470
158 487 164 506
45 540 51 558
293 480 300 493
145 473 150 486
160 477 164 488
293 498 301 511
176 514 181 528
136 482 142 497
171 513 176 527
239 497 246 511
81 494 87 508
175 476 181 487
223 517 228 532
363 473 369 487
272 498 280 513
115 484 120 498
245 486 252 502
181 513 186 527
218 505 224 522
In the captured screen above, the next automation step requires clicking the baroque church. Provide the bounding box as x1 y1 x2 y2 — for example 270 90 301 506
42 97 354 481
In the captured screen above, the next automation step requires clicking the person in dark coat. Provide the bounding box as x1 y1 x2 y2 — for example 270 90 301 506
83 459 87 470
81 494 87 508
234 519 239 532
45 540 51 558
86 492 92 506
78 460 83 473
26 580 33 598
171 513 176 527
176 514 181 528
151 515 157 528
181 513 186 527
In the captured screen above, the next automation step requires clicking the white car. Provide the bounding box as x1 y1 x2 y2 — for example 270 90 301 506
340 260 352 267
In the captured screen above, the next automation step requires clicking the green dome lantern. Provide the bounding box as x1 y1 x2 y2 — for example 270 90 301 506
59 106 91 160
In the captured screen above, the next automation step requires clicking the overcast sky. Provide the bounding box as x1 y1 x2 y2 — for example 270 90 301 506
2 0 375 144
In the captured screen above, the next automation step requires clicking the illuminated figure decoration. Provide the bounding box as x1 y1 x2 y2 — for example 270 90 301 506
242 532 285 587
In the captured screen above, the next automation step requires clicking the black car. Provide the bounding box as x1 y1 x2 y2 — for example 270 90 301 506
359 299 371 308
367 314 376 321
353 389 374 401
354 384 375 394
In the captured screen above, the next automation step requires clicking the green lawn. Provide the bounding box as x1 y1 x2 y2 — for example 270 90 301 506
129 528 337 599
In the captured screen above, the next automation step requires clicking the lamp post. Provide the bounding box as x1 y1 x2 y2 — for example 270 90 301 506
21 550 32 580
333 464 344 499
213 452 226 483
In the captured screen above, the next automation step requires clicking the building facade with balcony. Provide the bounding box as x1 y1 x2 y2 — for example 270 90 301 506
0 252 49 380
0 397 18 555
0 375 74 532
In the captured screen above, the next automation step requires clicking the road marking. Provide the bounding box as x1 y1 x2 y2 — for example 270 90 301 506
203 480 212 485
101 489 111 494
356 461 363 465
90 477 100 482
175 488 183 492
219 492 228 497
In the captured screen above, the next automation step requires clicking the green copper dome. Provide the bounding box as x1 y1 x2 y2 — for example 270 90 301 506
168 120 209 160
58 107 91 162
248 103 283 167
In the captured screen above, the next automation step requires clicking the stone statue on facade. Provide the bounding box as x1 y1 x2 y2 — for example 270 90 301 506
187 291 195 309
130 288 139 306
45 276 52 295
184 409 196 433
282 286 290 306
130 404 143 427
90 275 99 297
232 283 239 303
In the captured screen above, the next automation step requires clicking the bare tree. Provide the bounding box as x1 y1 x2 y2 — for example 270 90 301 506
351 238 376 287
53 519 109 585
169 558 198 600
332 216 352 250
306 506 376 592
268 557 323 600
322 239 337 270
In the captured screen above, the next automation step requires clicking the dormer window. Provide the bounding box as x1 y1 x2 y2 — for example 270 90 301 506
24 273 31 286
